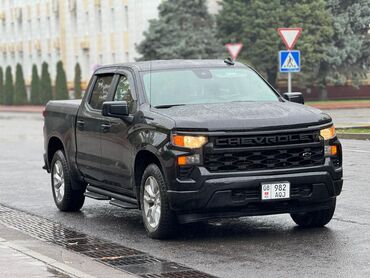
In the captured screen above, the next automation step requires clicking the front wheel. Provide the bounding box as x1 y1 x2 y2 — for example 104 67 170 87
140 164 178 239
290 198 336 227
51 150 85 212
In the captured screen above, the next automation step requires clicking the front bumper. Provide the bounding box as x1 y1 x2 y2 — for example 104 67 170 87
167 161 342 223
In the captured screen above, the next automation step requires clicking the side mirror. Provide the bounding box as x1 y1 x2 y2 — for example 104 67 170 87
283 92 304 104
102 101 130 120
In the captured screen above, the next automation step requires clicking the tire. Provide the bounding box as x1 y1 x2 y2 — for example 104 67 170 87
51 150 85 212
290 198 336 228
140 163 178 239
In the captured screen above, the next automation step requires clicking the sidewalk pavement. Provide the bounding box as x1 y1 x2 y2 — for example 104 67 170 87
0 238 72 278
0 223 135 278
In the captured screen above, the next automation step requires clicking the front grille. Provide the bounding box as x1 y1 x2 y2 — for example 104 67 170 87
204 131 324 172
213 132 320 148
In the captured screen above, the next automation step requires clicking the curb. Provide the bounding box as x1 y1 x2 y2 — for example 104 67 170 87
0 105 44 113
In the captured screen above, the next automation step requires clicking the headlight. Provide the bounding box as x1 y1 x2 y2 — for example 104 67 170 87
320 126 336 140
321 126 338 157
172 135 208 149
177 154 201 165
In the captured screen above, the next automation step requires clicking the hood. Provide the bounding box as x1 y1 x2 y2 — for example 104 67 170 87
153 102 332 131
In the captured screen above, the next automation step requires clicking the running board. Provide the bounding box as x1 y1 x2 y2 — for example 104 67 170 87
109 199 138 209
86 185 138 206
84 191 111 200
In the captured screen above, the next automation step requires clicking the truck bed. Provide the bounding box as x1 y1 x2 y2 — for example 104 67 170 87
46 99 82 115
43 99 82 176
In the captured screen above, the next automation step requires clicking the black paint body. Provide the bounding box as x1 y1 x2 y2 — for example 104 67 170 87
43 60 343 223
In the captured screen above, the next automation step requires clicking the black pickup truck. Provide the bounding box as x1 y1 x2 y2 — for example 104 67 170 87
43 60 343 239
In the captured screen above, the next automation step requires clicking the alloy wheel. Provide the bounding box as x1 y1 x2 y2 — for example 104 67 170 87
53 160 65 203
143 176 161 229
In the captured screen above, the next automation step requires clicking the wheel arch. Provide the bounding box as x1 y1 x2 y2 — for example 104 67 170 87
47 136 65 166
134 149 165 205
47 135 86 191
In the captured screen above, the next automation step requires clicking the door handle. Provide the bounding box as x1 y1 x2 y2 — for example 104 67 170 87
77 120 85 130
101 123 112 132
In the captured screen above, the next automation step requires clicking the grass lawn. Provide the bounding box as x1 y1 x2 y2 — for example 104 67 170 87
337 128 370 134
306 99 370 105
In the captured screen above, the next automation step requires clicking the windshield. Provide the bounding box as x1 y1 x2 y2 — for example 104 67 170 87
142 67 279 107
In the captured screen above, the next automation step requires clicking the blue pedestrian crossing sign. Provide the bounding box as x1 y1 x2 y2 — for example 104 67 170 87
279 50 300 73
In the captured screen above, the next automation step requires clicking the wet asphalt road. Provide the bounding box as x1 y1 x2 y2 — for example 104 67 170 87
0 111 370 278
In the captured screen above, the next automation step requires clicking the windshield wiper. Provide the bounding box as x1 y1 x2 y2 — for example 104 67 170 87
153 104 186 109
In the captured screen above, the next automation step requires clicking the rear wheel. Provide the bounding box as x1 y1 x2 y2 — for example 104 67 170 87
290 198 336 227
140 164 177 239
51 150 85 212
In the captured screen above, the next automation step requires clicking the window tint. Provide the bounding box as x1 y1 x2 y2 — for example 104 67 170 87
89 75 113 110
114 75 135 112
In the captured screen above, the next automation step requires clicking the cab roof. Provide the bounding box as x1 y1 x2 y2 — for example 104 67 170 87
95 59 248 73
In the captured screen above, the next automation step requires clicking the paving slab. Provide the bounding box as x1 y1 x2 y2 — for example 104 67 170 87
0 223 135 278
0 239 72 278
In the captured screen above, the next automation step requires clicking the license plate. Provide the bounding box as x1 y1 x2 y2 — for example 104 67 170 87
261 182 290 200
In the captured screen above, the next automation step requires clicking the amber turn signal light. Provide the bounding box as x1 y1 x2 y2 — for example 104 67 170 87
177 154 201 166
177 156 187 166
172 135 207 149
325 145 338 156
329 145 338 156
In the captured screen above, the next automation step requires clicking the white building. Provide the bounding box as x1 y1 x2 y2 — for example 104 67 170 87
0 0 219 89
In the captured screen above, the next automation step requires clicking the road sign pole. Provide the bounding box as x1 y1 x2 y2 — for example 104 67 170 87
279 50 300 92
278 28 302 94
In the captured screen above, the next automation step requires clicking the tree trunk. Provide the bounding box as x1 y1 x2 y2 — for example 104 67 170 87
267 69 277 88
318 87 328 101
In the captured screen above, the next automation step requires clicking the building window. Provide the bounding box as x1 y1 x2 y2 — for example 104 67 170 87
72 15 77 33
96 8 102 33
47 17 51 38
111 8 115 32
124 6 128 30
55 13 60 36
28 17 31 39
37 18 41 38
11 22 15 36
18 52 24 67
84 11 89 35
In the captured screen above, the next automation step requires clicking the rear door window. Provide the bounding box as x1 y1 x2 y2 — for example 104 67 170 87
89 75 114 110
